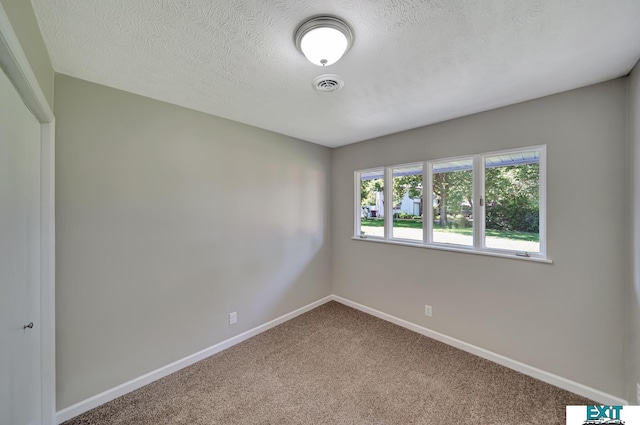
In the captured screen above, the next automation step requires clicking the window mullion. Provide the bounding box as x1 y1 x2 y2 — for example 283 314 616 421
423 161 429 245
538 146 547 258
384 167 393 240
354 171 361 237
472 155 484 250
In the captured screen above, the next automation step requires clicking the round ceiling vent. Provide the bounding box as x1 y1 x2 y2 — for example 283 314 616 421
313 74 344 92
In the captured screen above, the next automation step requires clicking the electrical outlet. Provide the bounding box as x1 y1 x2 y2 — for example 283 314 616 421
229 312 237 325
636 383 640 405
424 305 432 317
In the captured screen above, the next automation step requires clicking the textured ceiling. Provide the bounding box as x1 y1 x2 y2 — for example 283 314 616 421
32 0 640 147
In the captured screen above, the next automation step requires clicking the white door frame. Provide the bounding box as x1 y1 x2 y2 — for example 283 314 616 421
0 4 56 425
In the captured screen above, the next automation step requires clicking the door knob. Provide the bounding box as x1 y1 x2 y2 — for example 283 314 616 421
23 322 33 330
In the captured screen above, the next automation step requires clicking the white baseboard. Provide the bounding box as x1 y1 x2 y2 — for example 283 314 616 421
330 295 628 406
55 295 333 424
57 293 627 423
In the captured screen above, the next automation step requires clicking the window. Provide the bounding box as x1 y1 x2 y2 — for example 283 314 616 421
354 146 546 260
356 168 384 238
484 150 542 253
429 158 473 247
392 164 423 242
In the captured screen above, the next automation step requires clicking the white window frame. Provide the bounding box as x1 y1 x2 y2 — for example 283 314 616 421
353 145 548 262
389 162 424 243
354 167 386 240
425 154 476 249
478 145 547 259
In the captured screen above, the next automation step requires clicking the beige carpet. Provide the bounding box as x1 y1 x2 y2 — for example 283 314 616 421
63 301 591 424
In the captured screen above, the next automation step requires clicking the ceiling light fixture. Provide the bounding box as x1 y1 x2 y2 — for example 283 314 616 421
294 16 353 67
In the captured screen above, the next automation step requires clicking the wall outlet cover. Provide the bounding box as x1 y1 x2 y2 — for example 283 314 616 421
229 312 237 325
424 305 432 317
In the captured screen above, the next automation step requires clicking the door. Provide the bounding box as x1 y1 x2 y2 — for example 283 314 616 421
0 64 42 425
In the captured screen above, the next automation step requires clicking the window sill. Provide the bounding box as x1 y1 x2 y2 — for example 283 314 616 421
350 237 553 264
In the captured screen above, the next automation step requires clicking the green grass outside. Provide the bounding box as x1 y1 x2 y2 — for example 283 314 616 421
361 219 538 242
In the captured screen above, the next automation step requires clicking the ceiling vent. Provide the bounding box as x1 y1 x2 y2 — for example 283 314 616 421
313 74 344 92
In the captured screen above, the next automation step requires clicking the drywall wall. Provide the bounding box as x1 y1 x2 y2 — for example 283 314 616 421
630 61 640 404
54 74 332 409
0 0 53 108
331 79 629 399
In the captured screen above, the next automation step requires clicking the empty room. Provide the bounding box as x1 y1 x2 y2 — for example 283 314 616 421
1 0 639 424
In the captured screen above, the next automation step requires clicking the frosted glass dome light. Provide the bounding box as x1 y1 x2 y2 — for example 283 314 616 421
295 16 354 67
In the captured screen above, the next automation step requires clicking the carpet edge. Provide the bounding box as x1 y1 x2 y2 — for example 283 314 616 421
55 295 334 424
57 293 627 424
331 294 628 406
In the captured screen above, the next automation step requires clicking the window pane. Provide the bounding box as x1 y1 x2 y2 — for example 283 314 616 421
359 169 384 238
431 159 473 247
392 165 423 241
484 151 540 253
